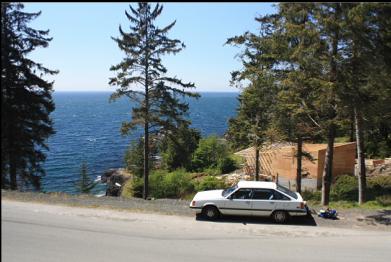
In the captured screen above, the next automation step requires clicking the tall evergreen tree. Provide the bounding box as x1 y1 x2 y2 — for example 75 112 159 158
339 3 391 204
1 3 58 190
109 3 199 199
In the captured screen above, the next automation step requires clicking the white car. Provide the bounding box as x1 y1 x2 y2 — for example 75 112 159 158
189 181 309 223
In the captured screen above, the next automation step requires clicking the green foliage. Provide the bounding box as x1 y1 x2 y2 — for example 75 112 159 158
75 162 97 194
375 195 391 207
121 176 143 198
109 3 199 198
194 176 227 192
150 169 194 199
301 190 321 201
160 124 201 171
331 175 358 201
1 3 58 190
124 138 145 178
191 136 236 174
217 157 237 174
303 175 391 203
367 175 391 198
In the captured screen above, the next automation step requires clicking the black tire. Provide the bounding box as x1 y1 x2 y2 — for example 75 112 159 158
272 210 289 223
202 206 220 220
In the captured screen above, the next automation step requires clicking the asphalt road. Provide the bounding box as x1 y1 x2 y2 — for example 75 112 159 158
2 200 391 262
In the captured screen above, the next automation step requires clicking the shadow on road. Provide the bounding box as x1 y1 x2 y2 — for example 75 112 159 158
362 209 391 226
196 214 317 227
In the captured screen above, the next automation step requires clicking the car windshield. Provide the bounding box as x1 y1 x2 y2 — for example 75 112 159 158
277 185 298 199
222 185 238 197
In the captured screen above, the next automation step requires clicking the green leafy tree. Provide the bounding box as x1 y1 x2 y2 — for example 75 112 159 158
109 3 199 199
159 123 201 171
191 136 234 173
1 3 58 190
75 162 97 194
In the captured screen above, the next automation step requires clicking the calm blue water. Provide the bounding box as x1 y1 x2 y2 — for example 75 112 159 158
42 92 238 194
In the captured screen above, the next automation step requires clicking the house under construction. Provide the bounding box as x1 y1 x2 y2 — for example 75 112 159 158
234 142 356 189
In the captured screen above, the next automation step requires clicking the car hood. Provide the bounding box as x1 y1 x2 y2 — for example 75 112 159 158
193 189 226 201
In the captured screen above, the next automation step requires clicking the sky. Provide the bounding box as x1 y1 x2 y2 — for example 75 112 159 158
23 3 277 92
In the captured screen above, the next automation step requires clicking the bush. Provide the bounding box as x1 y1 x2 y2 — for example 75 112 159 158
367 175 391 199
149 169 194 199
301 190 321 201
194 176 227 192
190 135 238 174
376 195 391 207
218 157 237 174
121 177 143 198
329 174 391 202
332 175 358 201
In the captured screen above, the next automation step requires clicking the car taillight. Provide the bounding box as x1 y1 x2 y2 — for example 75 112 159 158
191 201 196 207
299 202 304 209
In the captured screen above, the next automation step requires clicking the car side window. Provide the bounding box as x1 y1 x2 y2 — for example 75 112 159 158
252 189 273 200
231 188 252 200
273 190 290 200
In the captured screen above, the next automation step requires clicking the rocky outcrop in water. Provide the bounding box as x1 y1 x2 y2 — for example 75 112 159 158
101 168 132 196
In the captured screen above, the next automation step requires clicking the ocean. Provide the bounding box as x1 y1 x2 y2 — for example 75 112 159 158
41 91 239 194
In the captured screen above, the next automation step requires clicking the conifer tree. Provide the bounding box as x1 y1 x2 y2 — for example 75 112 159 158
75 162 97 194
109 3 199 199
1 3 58 190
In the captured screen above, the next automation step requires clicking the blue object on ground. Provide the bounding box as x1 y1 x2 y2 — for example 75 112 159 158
318 209 338 219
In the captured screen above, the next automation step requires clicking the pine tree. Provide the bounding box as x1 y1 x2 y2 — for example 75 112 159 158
1 3 58 190
109 3 199 199
338 3 391 204
75 162 97 194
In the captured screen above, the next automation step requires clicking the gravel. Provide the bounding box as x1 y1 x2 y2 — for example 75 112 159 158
2 190 390 231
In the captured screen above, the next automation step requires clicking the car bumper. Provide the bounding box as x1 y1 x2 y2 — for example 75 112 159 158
190 206 202 214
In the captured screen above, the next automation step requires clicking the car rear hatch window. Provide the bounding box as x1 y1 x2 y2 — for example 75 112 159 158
277 185 298 199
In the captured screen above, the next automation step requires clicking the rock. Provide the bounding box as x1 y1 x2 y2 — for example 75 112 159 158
101 168 132 197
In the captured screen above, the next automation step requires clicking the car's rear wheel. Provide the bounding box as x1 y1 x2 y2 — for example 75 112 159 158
272 210 289 223
202 206 220 220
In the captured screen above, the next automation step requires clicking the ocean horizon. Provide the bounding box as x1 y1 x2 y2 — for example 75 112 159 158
41 91 239 194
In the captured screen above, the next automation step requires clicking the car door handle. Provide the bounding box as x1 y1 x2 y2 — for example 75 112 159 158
245 201 251 204
269 202 275 204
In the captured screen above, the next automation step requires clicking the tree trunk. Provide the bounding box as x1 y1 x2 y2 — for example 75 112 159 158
354 106 366 204
296 136 302 193
350 114 355 142
255 146 260 181
321 124 336 206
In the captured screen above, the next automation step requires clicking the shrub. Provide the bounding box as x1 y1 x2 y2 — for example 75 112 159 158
149 169 194 199
376 195 391 207
301 189 321 201
218 157 237 174
191 135 238 174
191 136 229 171
331 175 358 201
194 176 227 192
121 177 143 198
204 167 221 176
367 175 391 199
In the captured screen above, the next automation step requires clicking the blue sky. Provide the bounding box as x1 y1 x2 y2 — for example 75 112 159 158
23 3 277 92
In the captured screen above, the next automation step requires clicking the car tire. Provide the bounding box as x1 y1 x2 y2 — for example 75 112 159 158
272 210 289 223
202 206 220 220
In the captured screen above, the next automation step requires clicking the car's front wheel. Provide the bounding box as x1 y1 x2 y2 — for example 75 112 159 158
202 206 220 220
272 210 289 223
